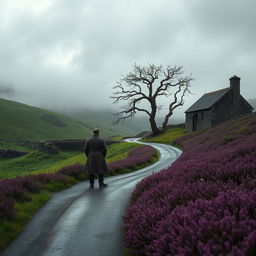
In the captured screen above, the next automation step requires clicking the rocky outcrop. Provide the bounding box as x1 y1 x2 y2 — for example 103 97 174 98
0 149 27 159
43 139 119 151
37 142 58 154
44 140 85 151
19 139 120 153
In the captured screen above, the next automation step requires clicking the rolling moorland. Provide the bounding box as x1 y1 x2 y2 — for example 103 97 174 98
0 141 146 179
0 98 93 146
60 108 153 136
0 140 159 251
0 97 159 181
1 96 256 255
0 97 162 250
0 97 144 150
124 113 256 256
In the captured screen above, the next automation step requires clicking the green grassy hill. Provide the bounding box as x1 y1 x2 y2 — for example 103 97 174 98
0 98 95 149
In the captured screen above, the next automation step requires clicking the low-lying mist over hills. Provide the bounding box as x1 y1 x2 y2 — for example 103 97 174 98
0 98 92 146
2 94 252 150
59 108 184 137
59 109 150 136
0 98 184 149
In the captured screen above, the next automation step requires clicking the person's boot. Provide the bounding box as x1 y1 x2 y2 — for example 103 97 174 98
89 174 95 188
99 174 107 188
99 183 108 188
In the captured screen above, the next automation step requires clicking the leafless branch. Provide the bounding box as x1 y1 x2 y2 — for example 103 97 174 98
111 63 193 134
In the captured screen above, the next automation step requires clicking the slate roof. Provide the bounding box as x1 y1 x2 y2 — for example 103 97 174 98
185 88 230 113
241 96 254 110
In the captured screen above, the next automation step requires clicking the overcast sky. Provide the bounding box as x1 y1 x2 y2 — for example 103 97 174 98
0 0 255 121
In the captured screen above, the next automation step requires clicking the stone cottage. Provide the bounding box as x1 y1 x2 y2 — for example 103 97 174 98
185 75 253 131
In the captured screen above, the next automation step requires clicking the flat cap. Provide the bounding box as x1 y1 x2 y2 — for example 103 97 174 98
93 128 99 134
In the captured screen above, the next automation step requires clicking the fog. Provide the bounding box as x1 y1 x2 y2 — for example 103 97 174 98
0 0 255 122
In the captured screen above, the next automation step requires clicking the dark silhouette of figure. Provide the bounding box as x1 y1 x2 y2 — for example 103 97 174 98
84 128 108 188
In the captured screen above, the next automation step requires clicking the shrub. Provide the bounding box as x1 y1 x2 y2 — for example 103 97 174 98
58 164 84 179
108 145 157 173
147 190 256 256
0 194 15 220
221 135 235 145
0 179 30 202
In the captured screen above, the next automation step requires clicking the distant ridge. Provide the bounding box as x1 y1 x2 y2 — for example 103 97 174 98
0 98 95 147
0 97 186 149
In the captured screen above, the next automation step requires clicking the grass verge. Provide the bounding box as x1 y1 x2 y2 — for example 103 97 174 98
141 127 185 145
0 150 81 179
0 142 140 179
0 191 51 250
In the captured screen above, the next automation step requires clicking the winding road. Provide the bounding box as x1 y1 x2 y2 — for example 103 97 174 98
1 139 182 256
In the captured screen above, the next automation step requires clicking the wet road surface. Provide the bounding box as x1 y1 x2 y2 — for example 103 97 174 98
1 139 182 256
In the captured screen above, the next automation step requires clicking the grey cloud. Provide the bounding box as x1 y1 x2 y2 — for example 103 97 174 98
0 83 15 97
0 0 255 121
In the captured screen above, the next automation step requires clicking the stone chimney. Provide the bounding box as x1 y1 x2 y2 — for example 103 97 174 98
230 75 240 96
229 75 241 115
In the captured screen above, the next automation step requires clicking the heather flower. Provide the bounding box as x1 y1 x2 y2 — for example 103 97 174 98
58 164 84 178
147 190 256 256
0 144 156 220
108 145 156 173
0 194 15 220
19 175 41 193
0 178 29 202
124 113 256 256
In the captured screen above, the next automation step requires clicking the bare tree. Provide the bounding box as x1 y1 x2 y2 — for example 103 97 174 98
111 64 193 135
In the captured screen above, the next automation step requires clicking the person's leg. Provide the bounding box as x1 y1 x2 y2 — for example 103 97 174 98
99 174 108 187
89 174 95 188
98 174 104 185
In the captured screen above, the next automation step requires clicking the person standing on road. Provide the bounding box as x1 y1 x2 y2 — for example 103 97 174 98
84 128 108 188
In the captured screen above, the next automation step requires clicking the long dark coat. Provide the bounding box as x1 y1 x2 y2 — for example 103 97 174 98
84 135 108 174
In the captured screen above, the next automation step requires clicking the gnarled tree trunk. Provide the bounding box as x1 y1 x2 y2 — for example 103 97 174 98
111 64 193 136
162 112 172 130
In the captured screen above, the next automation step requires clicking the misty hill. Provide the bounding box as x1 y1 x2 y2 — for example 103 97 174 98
0 98 98 147
59 109 185 137
0 97 186 150
61 109 151 136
